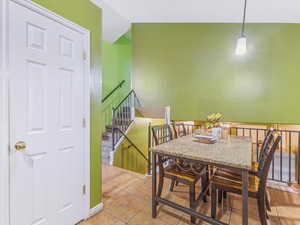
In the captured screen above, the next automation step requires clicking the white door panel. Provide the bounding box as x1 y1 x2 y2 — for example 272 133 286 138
9 1 85 225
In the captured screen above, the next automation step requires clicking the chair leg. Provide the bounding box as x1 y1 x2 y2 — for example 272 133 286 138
157 173 164 198
201 175 208 203
206 166 210 196
211 185 217 219
218 189 223 204
265 190 271 212
223 191 227 199
266 211 270 220
169 178 175 192
175 180 179 186
190 183 196 224
257 197 268 225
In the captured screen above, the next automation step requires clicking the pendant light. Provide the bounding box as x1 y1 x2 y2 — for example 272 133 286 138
235 0 248 55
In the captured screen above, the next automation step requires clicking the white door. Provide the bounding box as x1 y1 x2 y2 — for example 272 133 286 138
9 1 86 225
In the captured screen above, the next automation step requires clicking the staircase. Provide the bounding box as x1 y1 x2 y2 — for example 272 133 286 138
102 125 113 165
101 89 141 165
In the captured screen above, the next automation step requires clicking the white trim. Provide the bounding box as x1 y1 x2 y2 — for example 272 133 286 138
165 106 171 124
0 0 92 223
89 202 104 217
83 30 91 220
0 0 10 224
11 0 89 34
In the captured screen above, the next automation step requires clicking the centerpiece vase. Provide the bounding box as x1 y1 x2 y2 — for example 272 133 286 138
212 127 221 139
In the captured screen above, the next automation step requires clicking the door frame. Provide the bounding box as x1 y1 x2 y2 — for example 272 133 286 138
0 0 91 223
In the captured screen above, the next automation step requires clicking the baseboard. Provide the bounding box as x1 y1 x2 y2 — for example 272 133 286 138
89 202 104 217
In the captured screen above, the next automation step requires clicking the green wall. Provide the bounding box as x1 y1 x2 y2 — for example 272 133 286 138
102 35 132 130
132 23 300 124
102 35 132 98
32 0 102 207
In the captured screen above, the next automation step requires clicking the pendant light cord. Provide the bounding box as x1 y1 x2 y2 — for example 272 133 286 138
241 0 247 37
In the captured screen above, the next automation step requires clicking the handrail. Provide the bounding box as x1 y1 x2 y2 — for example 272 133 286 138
133 91 142 107
114 90 141 110
114 127 148 162
102 80 125 103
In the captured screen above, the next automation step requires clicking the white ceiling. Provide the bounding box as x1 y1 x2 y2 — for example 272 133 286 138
91 0 300 42
100 0 300 23
91 0 131 42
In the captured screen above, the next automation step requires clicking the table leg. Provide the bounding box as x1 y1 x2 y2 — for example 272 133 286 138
242 170 249 225
152 152 157 218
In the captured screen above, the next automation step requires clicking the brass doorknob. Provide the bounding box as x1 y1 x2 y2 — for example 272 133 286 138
15 141 26 151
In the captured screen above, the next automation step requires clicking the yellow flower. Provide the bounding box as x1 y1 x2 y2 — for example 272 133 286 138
207 113 223 124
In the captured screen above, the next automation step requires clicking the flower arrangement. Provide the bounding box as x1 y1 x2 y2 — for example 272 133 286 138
206 113 223 128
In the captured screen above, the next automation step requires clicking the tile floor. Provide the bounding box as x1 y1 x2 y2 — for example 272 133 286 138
80 165 300 225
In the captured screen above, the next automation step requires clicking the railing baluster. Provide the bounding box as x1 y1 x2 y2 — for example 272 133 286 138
280 131 283 182
117 107 120 135
125 97 127 128
119 103 122 132
256 130 259 162
272 141 275 180
124 98 127 127
148 123 152 175
124 100 126 129
112 108 115 151
129 94 132 122
298 132 300 185
289 131 292 183
125 98 128 128
127 96 130 124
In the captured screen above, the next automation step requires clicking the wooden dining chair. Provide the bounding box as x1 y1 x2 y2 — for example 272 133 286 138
255 128 273 167
172 123 187 138
218 128 274 210
151 124 208 223
151 124 174 145
210 134 281 225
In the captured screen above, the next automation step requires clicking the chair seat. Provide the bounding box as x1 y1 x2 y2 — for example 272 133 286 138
212 169 260 193
219 161 258 176
165 165 205 182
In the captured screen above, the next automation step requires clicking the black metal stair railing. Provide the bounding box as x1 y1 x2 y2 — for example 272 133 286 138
185 125 300 185
228 127 300 185
112 90 141 151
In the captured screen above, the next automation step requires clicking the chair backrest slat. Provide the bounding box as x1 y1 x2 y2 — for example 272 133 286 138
172 123 187 138
257 128 273 162
151 124 173 146
258 135 281 193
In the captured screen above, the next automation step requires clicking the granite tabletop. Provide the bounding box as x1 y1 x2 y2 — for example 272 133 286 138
150 135 252 170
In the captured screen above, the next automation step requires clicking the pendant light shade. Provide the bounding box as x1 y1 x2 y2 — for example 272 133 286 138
235 0 248 55
235 36 247 55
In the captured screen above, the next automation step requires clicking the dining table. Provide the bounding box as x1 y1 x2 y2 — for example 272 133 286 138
150 134 253 225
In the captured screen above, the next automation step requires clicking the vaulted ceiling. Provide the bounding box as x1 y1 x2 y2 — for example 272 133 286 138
91 0 300 42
